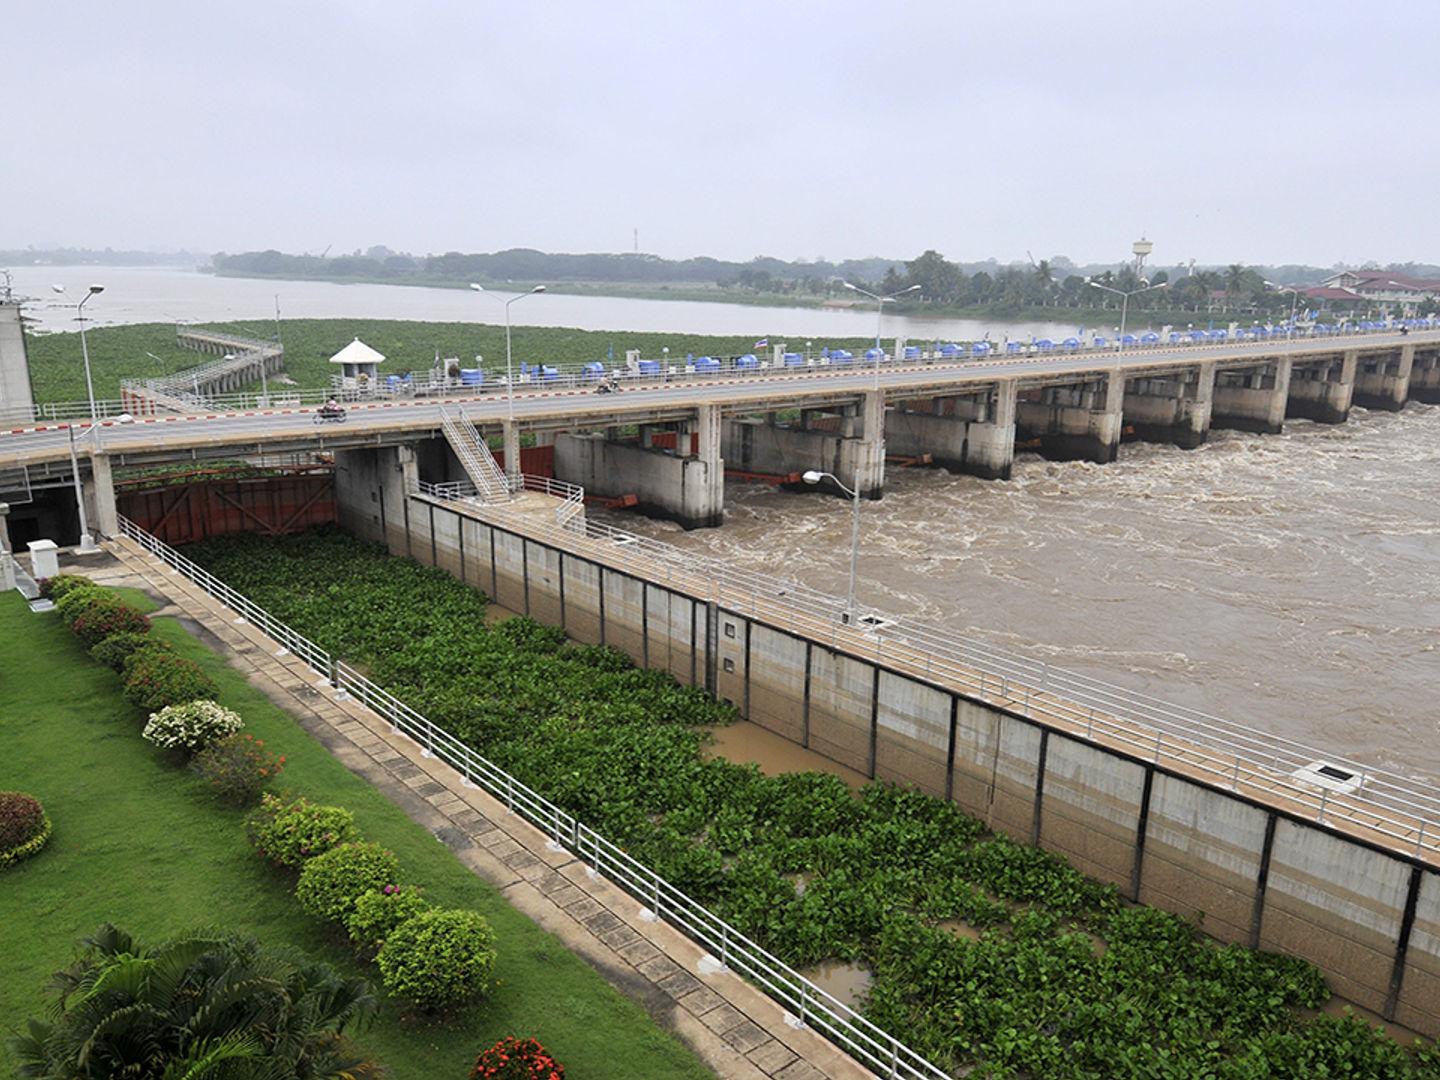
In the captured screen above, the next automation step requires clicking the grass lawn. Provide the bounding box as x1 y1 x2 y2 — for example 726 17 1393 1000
0 589 714 1079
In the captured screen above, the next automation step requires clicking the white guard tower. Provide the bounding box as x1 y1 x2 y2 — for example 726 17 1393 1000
328 338 385 391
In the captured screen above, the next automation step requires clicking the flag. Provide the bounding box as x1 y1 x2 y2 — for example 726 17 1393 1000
754 338 768 349
607 343 614 361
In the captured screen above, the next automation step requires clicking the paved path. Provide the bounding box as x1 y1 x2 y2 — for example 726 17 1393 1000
89 542 874 1080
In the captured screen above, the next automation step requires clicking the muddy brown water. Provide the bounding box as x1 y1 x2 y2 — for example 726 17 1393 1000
597 404 1440 785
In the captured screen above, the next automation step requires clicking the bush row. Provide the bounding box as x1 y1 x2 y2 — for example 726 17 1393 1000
39 574 564 1074
246 793 498 1013
50 578 219 713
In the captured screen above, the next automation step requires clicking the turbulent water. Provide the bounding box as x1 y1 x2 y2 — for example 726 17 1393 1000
597 405 1440 783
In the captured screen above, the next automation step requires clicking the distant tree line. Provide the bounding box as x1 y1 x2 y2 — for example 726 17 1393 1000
209 246 1440 318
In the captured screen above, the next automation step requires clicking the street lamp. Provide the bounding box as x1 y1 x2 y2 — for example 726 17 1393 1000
469 283 546 424
801 468 863 625
842 282 921 385
51 284 104 431
1087 279 1167 348
1264 281 1302 340
52 284 104 553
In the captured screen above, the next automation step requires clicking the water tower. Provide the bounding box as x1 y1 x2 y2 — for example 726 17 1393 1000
1132 237 1154 282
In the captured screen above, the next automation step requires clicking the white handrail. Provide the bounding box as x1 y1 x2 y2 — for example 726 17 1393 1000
113 515 950 1080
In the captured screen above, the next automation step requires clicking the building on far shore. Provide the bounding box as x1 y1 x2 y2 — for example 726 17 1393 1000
1306 270 1440 315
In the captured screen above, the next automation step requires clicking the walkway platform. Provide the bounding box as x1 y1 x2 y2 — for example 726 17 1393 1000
89 541 874 1080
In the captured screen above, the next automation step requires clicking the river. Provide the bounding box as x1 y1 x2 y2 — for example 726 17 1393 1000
13 264 1436 784
596 406 1440 784
9 264 1079 343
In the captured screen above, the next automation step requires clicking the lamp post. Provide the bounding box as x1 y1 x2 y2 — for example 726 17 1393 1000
842 281 920 386
1264 281 1301 341
801 468 863 625
66 421 100 553
1087 279 1167 348
52 284 104 552
469 283 546 424
51 284 104 433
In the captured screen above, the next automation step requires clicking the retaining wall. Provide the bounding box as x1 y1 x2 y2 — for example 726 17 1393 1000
333 463 1440 1035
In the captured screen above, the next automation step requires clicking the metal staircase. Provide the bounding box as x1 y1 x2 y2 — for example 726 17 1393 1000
440 406 511 503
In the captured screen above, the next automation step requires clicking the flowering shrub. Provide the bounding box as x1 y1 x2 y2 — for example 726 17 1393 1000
295 842 399 924
55 586 115 626
345 885 430 957
71 601 150 648
40 574 95 601
90 631 155 672
470 1037 565 1080
246 793 358 868
0 792 52 869
142 699 244 754
376 909 496 1012
189 734 286 806
123 651 218 712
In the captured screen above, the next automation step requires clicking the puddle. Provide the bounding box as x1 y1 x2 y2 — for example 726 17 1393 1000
938 919 985 942
799 961 873 1011
704 720 868 788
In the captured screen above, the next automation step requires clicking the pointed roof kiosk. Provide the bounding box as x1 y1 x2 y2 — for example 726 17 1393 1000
329 338 385 389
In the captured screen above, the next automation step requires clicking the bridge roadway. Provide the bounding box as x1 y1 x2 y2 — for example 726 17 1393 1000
3 328 1435 471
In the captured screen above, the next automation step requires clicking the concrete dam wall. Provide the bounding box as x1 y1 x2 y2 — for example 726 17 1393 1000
332 445 1440 1037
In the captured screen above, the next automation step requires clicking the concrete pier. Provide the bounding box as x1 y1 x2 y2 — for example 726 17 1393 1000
1286 351 1357 424
1354 345 1415 411
555 404 724 529
1410 348 1440 404
724 391 886 499
885 381 1018 479
1015 371 1124 463
1122 363 1214 449
1212 357 1292 434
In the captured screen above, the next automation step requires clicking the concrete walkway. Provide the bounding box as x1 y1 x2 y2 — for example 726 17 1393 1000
90 541 875 1080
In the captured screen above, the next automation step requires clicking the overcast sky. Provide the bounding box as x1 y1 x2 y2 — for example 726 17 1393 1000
5 0 1435 268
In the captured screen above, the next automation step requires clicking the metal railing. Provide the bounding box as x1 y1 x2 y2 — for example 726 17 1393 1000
17 321 1437 430
440 406 510 503
113 515 948 1080
414 484 1440 866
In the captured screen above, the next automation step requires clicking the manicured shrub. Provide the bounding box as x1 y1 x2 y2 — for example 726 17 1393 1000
0 791 52 868
120 637 175 675
296 842 399 924
345 885 430 956
71 600 150 648
142 699 243 754
123 650 218 712
55 586 114 626
377 908 496 1012
470 1037 566 1080
189 733 286 806
40 573 95 601
246 793 359 868
90 631 155 672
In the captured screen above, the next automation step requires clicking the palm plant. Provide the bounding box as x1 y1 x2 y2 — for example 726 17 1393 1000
11 924 379 1079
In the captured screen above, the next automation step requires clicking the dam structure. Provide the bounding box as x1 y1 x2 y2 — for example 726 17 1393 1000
4 325 1439 535
5 324 1440 1042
